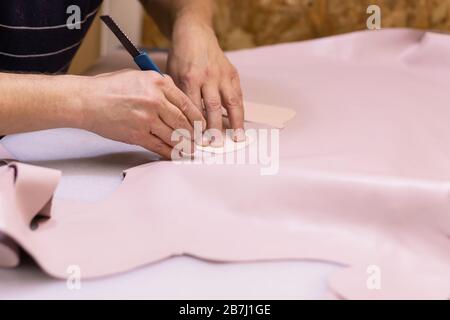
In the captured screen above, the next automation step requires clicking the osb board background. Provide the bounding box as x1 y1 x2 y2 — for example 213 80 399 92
142 0 450 50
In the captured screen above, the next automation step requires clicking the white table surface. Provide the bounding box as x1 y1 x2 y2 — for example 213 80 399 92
0 129 341 299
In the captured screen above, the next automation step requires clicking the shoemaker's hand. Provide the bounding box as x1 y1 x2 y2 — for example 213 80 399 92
82 70 206 159
167 22 245 147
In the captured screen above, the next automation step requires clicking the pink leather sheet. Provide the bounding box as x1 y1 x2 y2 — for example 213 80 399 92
1 29 450 299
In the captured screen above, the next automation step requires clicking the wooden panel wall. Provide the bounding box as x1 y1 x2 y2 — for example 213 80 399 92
142 0 450 50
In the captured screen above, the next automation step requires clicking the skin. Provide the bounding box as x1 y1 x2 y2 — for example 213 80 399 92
0 71 202 159
141 0 245 146
0 0 245 158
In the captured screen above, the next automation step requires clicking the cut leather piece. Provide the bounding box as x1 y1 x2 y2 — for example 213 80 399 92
230 101 296 129
0 163 60 269
0 231 20 268
328 259 450 300
195 131 254 154
0 148 20 268
1 29 450 299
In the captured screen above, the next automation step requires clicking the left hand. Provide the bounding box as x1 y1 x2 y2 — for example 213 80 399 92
167 21 245 147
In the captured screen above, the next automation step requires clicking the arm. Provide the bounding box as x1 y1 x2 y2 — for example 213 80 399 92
0 70 204 159
139 0 213 37
140 0 246 146
0 73 84 135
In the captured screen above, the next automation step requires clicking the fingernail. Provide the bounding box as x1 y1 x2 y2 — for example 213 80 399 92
182 139 196 155
201 134 210 146
233 128 246 142
210 133 224 147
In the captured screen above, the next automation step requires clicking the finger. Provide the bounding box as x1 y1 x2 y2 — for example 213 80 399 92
202 84 224 147
177 77 204 115
163 77 206 131
222 117 231 130
159 99 195 139
151 119 195 153
140 134 173 160
177 80 206 145
220 81 245 142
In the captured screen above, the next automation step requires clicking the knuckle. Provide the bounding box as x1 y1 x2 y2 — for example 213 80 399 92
135 109 151 122
205 67 218 79
225 95 241 109
204 97 222 111
229 67 240 80
179 71 198 87
130 107 152 124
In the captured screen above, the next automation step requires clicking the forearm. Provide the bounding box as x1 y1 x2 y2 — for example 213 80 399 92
0 73 87 136
140 0 214 38
141 0 245 140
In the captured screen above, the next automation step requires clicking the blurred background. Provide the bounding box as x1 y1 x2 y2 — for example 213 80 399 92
70 0 450 74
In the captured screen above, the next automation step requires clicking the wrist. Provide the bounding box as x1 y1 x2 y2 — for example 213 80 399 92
171 17 218 55
172 10 215 39
48 75 93 130
172 0 213 26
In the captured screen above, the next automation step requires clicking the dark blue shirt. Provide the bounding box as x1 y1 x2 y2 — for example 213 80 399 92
0 0 102 74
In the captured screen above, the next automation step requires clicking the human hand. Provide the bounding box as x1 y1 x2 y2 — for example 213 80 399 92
167 22 245 147
81 69 206 159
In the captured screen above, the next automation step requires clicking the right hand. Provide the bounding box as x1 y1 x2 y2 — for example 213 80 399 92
81 70 206 159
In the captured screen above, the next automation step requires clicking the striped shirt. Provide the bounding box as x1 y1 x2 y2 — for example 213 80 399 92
0 0 102 74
